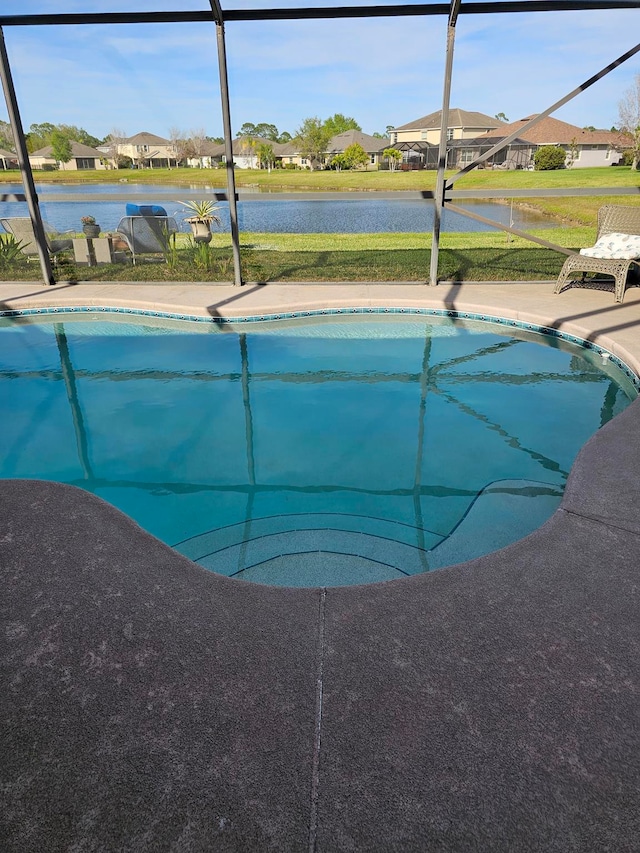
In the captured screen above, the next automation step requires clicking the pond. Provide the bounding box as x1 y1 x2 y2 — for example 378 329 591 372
0 182 554 235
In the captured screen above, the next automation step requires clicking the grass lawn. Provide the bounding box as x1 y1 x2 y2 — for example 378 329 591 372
0 225 597 283
0 228 581 283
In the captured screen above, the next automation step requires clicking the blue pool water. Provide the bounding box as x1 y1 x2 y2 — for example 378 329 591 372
0 312 635 586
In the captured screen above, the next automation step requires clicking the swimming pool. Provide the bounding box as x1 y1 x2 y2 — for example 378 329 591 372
1 309 636 586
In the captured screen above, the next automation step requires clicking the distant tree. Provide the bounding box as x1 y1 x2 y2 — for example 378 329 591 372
494 112 509 123
618 73 640 169
582 125 597 132
252 123 279 141
328 153 349 171
26 122 100 153
385 125 394 135
323 113 361 136
241 136 258 168
186 127 208 164
278 131 292 144
372 132 388 139
26 122 55 152
343 142 369 170
257 142 275 172
237 122 288 142
533 145 566 170
0 119 14 151
207 135 224 144
50 130 72 166
104 127 127 168
59 124 101 148
383 147 402 171
566 136 580 167
295 117 332 169
169 126 190 163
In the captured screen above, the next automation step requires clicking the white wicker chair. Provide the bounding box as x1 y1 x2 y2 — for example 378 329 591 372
554 205 640 303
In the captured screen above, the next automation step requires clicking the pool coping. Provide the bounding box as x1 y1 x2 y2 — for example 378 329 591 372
2 278 640 372
3 278 640 851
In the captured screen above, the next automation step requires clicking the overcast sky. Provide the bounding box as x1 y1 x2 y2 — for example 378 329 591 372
1 1 638 141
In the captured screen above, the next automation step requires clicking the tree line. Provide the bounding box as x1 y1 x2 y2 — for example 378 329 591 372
0 113 402 172
256 113 397 170
4 78 637 171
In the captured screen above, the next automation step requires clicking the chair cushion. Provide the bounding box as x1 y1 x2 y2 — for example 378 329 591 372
580 232 640 260
125 203 168 217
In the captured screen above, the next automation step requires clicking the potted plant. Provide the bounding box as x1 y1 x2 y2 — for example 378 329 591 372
178 199 221 244
81 215 101 238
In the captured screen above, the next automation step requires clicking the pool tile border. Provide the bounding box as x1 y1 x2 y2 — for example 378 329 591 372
2 303 638 390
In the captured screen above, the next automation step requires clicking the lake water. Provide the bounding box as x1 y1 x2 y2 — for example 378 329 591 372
0 182 554 235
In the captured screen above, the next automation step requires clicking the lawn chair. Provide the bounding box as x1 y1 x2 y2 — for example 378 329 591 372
115 204 179 264
0 217 73 262
554 205 640 303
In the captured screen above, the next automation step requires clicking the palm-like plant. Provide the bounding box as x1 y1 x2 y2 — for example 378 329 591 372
178 199 222 245
177 199 222 224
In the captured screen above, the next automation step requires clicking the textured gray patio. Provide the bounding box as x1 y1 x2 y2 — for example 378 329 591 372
2 280 640 852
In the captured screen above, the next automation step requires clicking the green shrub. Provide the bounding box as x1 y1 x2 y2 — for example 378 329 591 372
534 145 566 170
619 150 639 168
328 153 350 171
0 234 26 268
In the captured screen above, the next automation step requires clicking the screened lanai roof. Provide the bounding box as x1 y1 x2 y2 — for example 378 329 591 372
1 0 638 20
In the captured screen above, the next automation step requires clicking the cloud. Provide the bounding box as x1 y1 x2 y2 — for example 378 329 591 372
0 5 637 138
449 10 639 127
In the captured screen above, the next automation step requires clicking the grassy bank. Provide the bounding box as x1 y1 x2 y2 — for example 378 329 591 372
0 165 636 191
0 226 596 283
229 228 594 251
37 246 565 284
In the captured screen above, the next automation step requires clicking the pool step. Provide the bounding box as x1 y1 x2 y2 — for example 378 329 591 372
194 527 432 586
176 512 442 560
173 480 563 586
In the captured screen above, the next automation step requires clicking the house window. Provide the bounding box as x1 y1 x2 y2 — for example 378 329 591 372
460 149 475 164
606 148 611 159
370 154 375 164
446 129 454 141
76 158 95 169
301 158 308 165
421 131 427 140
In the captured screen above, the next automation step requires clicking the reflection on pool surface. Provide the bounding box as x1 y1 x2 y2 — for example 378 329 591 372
0 312 636 586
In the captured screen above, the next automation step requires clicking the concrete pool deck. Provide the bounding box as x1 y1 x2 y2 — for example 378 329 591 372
2 278 640 851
